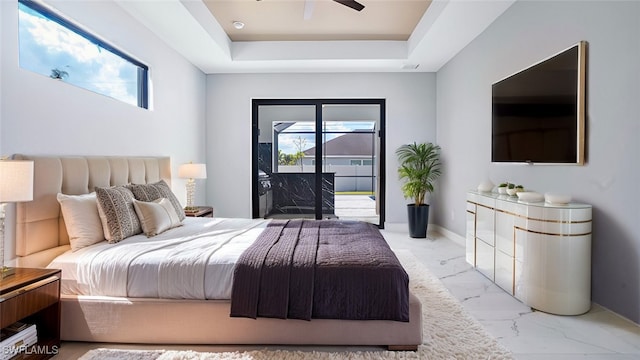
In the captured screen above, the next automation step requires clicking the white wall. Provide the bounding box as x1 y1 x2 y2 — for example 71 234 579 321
435 1 640 323
205 73 437 223
0 0 207 261
0 2 3 140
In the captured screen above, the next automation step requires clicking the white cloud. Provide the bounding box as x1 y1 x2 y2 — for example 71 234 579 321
19 9 137 105
276 121 375 154
22 11 99 63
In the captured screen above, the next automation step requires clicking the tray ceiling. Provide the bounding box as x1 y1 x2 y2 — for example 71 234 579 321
115 0 516 74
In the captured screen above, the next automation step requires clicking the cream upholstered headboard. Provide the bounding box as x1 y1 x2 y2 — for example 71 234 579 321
12 155 171 267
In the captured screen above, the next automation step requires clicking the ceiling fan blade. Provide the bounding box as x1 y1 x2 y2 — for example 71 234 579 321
333 0 365 12
303 0 315 20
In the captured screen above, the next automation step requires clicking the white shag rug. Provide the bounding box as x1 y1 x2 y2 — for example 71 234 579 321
79 250 513 360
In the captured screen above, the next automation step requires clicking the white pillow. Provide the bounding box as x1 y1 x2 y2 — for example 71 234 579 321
57 192 105 251
133 198 183 237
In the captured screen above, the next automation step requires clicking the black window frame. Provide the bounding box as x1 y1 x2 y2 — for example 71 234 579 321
18 0 149 109
252 98 386 229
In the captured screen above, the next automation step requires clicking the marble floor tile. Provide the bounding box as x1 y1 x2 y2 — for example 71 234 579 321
381 229 640 359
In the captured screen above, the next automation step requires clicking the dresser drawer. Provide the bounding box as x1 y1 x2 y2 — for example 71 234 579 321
0 277 60 328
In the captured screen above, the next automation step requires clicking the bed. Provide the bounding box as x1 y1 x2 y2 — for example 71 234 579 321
12 155 422 350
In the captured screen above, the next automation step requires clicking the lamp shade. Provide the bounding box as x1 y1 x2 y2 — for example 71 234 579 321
178 163 207 179
0 160 34 202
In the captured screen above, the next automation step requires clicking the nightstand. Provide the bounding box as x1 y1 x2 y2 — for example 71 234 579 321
184 206 214 218
0 268 61 359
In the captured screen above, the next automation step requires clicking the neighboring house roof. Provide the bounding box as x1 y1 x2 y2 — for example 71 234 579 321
304 132 374 156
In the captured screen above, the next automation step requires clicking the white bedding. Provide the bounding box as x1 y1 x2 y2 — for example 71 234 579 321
47 217 270 299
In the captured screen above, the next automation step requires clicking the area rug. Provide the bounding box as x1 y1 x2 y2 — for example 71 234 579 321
79 250 513 360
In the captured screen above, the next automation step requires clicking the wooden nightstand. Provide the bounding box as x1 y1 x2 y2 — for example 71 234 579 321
0 268 61 359
184 206 214 218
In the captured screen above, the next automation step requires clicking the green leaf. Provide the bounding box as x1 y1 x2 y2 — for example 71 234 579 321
396 142 442 205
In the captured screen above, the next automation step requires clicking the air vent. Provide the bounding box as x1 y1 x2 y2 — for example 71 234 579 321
402 64 420 70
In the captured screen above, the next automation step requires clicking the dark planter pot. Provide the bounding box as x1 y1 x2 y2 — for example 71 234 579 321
407 204 430 238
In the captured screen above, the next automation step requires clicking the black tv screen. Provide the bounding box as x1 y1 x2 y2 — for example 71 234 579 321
492 41 586 164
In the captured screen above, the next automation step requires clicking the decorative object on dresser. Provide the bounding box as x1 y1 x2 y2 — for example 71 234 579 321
0 159 34 278
183 206 213 218
515 191 544 203
544 193 572 205
466 190 592 315
396 142 442 238
476 180 494 193
0 268 61 359
497 182 524 196
178 162 207 212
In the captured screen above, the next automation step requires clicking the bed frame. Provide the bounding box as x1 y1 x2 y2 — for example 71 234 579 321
13 155 422 350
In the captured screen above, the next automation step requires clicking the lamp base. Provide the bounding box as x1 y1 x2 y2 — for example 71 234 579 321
1 266 15 278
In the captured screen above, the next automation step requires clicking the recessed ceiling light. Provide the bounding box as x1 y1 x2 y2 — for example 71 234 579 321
232 21 245 30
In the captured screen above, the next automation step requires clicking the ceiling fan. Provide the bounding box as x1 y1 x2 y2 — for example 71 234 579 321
333 0 365 12
303 0 365 20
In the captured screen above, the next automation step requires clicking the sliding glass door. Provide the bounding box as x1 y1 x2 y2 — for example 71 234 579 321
321 105 381 224
252 99 385 227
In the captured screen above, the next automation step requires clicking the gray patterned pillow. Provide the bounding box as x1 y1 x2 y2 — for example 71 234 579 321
95 186 142 243
127 180 185 221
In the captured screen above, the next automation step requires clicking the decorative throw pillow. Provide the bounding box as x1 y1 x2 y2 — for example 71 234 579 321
57 192 105 251
95 186 142 243
133 198 183 237
127 180 185 221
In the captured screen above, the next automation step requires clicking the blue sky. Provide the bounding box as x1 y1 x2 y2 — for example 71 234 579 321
277 121 375 154
18 3 138 106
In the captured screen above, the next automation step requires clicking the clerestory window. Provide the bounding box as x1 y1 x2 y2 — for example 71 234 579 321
18 0 149 109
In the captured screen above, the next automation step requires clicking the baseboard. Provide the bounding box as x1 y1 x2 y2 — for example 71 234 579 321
594 303 640 327
430 225 466 247
383 223 465 248
382 222 408 233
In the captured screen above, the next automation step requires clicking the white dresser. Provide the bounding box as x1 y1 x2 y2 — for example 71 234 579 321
466 191 592 315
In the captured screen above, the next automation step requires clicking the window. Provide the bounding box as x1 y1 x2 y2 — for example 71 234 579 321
350 160 373 166
18 0 149 108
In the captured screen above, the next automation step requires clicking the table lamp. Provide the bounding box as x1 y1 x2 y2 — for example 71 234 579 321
178 162 207 212
0 159 34 278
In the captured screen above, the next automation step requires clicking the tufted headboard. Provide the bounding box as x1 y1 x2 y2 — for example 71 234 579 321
12 155 172 267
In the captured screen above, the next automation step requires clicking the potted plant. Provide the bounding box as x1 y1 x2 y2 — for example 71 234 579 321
396 142 442 238
498 182 508 194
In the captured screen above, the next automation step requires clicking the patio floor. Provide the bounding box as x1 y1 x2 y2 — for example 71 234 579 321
334 194 378 224
266 194 379 224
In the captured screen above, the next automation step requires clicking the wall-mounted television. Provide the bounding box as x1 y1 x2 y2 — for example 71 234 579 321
492 41 587 165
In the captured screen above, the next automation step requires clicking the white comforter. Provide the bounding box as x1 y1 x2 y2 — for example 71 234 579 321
48 217 270 299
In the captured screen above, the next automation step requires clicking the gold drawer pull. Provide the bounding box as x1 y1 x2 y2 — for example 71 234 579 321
0 275 59 303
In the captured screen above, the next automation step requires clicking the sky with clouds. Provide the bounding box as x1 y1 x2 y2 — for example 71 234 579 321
277 121 375 154
18 3 138 106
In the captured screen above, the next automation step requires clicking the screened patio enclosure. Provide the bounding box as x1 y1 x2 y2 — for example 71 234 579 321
252 99 385 227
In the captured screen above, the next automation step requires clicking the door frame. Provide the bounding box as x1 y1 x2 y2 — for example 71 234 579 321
251 98 386 229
